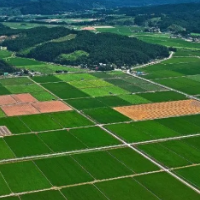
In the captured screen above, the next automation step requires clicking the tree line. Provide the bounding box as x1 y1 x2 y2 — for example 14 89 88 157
0 59 18 75
2 27 75 51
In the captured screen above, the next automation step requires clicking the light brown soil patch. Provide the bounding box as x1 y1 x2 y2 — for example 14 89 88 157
0 95 16 105
81 27 96 31
0 93 72 116
114 100 200 121
1 104 40 116
12 93 38 103
32 101 72 113
0 126 12 137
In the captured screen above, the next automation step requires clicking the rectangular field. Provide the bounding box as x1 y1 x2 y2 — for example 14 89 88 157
0 161 51 193
105 120 180 143
42 82 89 99
35 156 93 186
114 99 200 121
156 77 200 95
137 136 200 168
174 166 200 189
83 107 130 124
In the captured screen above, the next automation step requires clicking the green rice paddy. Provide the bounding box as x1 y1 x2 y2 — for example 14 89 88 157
0 63 200 200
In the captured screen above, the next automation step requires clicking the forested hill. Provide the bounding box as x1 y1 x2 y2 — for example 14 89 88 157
0 60 18 75
120 3 200 34
1 0 200 14
1 27 169 69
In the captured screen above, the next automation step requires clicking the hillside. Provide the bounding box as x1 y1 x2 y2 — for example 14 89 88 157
1 27 169 69
1 0 200 14
118 3 200 34
0 59 18 75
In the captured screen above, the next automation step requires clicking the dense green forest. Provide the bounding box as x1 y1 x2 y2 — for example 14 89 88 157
0 59 18 75
119 3 200 34
1 0 200 15
0 24 21 36
2 27 74 51
12 30 168 68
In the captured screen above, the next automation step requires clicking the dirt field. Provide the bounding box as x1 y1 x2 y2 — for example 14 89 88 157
13 94 38 103
94 26 114 28
81 27 96 31
0 93 38 106
0 94 72 116
32 101 72 113
1 104 40 116
0 126 12 136
114 99 200 121
0 95 16 106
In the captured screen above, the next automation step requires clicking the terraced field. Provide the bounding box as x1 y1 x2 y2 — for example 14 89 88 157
0 70 200 200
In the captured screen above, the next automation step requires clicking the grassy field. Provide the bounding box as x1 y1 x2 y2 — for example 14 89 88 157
5 57 43 66
3 22 52 29
20 114 62 132
38 130 87 152
96 26 140 36
21 190 66 200
4 134 52 157
81 86 129 97
65 98 106 110
52 34 76 43
119 94 150 104
32 75 62 83
134 172 200 200
174 49 200 57
0 50 12 59
142 57 200 79
138 91 188 102
42 82 89 99
175 166 200 189
83 107 130 124
62 184 108 200
96 96 131 107
132 33 200 49
58 50 89 62
0 161 51 192
72 151 132 179
35 156 93 186
70 127 120 148
0 117 31 134
156 77 200 95
138 136 200 168
105 120 180 143
56 73 96 82
0 139 15 160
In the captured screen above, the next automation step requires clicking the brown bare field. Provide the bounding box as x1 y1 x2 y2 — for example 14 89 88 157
114 100 200 121
0 126 12 137
32 101 72 113
81 27 96 31
12 93 38 103
0 93 72 116
0 95 16 105
1 104 40 116
0 93 37 106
